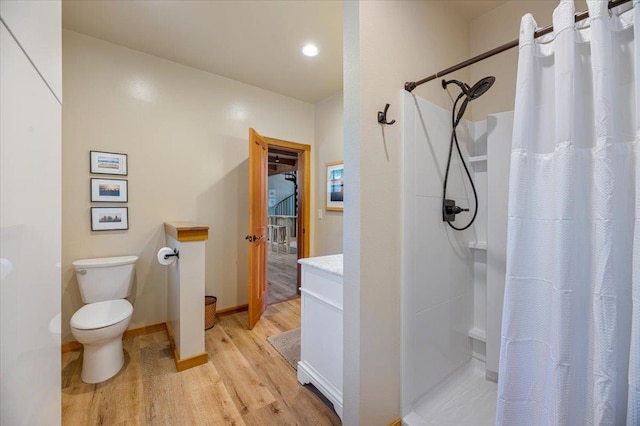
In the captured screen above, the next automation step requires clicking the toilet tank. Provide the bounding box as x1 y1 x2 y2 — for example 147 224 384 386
72 256 138 303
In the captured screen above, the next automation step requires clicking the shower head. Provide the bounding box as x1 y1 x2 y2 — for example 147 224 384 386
443 76 496 124
442 76 495 100
468 76 495 100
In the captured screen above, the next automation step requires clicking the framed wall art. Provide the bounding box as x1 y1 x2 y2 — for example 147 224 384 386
90 151 127 176
91 207 129 231
91 178 128 203
326 160 344 212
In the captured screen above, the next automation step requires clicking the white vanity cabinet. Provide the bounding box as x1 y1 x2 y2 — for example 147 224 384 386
297 254 343 422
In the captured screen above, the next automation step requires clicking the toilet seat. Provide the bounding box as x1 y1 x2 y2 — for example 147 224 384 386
71 299 133 330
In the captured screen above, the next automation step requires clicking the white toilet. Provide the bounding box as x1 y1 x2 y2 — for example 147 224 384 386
70 255 138 383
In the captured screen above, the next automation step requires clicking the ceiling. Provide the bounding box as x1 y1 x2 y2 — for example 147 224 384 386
62 1 507 105
268 148 298 176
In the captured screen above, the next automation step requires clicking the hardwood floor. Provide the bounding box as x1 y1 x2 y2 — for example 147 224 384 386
267 246 298 305
62 298 341 425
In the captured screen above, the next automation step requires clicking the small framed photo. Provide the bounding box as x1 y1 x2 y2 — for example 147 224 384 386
91 207 129 231
91 178 128 203
90 151 127 176
326 160 344 211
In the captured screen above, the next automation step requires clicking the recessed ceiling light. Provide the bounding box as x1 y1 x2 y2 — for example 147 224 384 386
302 44 319 57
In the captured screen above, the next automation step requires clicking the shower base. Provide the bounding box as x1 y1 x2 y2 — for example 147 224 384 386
403 360 497 426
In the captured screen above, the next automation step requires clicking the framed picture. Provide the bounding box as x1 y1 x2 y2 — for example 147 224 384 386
91 178 128 203
90 151 127 176
326 160 344 211
91 207 129 231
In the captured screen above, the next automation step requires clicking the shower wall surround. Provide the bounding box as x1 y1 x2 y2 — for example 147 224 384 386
485 111 513 377
401 92 474 412
401 91 513 419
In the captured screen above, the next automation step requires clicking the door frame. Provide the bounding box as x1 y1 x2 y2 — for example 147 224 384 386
264 136 311 264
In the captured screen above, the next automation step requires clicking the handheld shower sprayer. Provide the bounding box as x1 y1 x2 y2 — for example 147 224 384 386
441 76 495 231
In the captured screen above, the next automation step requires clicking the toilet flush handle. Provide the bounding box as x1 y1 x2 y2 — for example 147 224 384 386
77 269 87 275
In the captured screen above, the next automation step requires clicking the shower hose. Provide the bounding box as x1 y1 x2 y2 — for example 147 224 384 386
442 93 478 231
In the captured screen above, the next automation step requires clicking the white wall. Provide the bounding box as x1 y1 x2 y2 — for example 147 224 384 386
62 30 315 343
0 1 62 424
343 1 473 423
314 91 344 255
267 173 295 215
0 0 62 101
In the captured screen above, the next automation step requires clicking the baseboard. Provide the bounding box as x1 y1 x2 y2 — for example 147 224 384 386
124 322 167 339
61 341 83 353
165 321 208 372
61 322 168 353
175 352 209 372
216 304 248 316
389 418 402 426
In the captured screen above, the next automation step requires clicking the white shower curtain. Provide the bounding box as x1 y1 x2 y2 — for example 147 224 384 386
497 1 639 425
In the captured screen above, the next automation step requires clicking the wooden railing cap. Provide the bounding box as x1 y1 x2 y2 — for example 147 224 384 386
164 222 209 242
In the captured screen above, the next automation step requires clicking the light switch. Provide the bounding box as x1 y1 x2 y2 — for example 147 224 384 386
318 209 323 219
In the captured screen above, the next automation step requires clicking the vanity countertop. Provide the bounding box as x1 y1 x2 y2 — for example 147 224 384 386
298 254 343 277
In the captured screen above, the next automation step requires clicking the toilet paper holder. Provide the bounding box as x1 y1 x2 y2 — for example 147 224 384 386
164 248 179 260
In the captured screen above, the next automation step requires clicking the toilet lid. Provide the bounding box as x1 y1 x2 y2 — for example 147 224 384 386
71 299 133 330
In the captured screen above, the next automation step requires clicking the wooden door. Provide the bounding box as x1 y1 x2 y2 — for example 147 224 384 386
247 128 268 329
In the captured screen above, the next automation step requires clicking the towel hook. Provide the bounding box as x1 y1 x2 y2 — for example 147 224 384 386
377 103 396 125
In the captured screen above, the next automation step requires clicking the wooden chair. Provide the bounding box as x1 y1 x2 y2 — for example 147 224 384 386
269 225 288 253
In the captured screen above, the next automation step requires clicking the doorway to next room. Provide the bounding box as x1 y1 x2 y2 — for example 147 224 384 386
266 147 300 305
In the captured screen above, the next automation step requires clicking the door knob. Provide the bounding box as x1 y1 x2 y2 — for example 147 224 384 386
245 235 259 242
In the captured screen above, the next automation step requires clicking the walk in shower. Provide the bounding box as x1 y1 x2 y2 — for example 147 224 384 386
400 91 513 425
400 0 637 424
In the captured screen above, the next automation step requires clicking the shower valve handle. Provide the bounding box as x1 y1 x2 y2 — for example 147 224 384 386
444 204 468 215
443 199 469 223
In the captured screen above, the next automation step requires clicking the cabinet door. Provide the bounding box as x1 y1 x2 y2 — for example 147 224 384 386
300 267 343 389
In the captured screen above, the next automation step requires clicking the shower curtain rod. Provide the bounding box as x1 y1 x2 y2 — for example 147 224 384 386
404 0 632 92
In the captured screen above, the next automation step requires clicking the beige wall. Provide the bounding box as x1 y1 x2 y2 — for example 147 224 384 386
343 1 472 423
62 30 315 343
313 91 344 256
469 0 587 120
